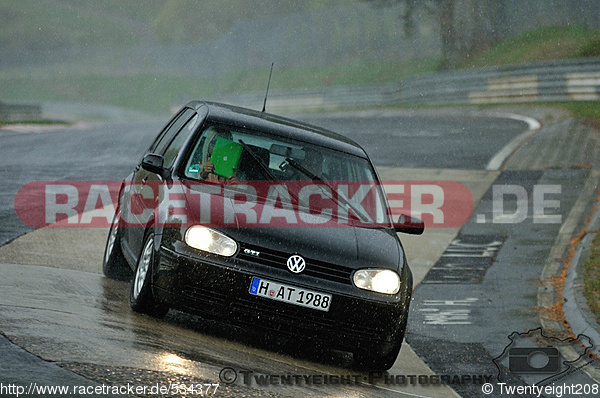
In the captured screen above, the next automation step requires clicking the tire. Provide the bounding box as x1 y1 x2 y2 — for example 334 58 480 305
129 233 169 318
102 211 132 281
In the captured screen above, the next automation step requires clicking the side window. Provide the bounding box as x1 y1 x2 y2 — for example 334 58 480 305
183 124 233 179
162 114 199 169
151 108 195 155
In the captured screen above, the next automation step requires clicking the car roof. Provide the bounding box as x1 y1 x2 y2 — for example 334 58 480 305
186 101 368 158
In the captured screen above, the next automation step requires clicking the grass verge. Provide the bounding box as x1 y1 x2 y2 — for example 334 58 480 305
0 58 438 115
559 102 600 129
2 24 600 115
562 101 600 325
462 25 600 68
583 231 600 323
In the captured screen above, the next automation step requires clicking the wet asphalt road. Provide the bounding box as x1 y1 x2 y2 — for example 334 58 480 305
407 168 598 397
304 111 527 169
0 109 533 397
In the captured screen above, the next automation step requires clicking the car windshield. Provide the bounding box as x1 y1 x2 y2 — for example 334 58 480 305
183 123 391 225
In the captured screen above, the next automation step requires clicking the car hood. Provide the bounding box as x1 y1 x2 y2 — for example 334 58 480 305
181 183 403 270
228 221 403 271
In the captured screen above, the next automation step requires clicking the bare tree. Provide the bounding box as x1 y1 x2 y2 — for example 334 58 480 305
367 0 509 69
365 0 457 68
365 0 508 68
437 0 456 69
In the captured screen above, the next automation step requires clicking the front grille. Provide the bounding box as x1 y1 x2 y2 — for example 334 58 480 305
237 243 353 284
232 295 386 343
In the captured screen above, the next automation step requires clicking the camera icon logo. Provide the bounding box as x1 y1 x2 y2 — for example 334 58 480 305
508 347 560 374
493 328 596 385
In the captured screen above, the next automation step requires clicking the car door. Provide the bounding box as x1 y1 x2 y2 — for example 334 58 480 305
121 108 196 261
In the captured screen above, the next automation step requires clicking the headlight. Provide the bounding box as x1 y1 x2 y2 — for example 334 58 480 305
353 269 401 295
184 226 237 257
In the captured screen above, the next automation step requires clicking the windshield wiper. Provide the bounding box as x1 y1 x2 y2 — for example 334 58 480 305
238 139 276 181
238 141 308 209
285 158 373 224
285 158 321 182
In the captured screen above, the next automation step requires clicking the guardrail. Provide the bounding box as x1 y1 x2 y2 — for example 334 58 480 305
0 101 43 122
212 57 600 113
213 84 401 113
402 57 600 105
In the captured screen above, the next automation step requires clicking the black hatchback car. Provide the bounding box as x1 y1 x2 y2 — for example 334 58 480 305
103 101 422 370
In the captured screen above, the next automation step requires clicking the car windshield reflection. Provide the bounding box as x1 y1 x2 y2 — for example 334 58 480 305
183 123 390 225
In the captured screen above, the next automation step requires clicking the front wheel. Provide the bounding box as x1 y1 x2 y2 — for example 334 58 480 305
103 211 132 281
129 233 169 318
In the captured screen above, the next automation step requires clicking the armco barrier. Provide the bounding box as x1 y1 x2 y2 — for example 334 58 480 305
401 57 600 104
212 84 402 114
0 102 43 122
211 57 600 112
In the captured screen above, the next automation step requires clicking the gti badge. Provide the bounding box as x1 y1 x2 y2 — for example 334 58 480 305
243 248 260 257
287 254 306 274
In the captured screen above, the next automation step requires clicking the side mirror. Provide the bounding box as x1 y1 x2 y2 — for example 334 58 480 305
141 153 167 177
393 214 424 235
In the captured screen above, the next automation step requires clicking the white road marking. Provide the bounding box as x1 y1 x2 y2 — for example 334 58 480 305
441 239 502 258
419 298 479 325
485 112 541 170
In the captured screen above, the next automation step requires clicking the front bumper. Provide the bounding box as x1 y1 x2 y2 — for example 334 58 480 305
153 245 411 356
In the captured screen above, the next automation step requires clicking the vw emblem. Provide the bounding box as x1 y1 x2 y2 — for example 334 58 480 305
287 254 306 274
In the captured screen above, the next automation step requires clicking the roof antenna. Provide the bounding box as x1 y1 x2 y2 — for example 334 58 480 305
262 63 274 113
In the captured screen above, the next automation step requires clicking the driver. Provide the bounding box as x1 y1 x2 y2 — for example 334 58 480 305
199 127 238 183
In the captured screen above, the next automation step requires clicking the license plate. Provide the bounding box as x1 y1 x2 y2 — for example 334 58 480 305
249 277 332 312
